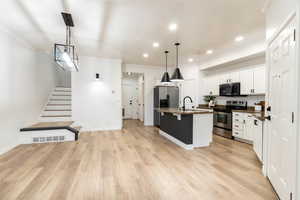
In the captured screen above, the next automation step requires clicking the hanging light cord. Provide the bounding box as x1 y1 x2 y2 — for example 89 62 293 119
165 51 168 72
176 45 178 68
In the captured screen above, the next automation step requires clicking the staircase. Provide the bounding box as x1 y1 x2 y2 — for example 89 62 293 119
40 87 72 122
20 87 82 144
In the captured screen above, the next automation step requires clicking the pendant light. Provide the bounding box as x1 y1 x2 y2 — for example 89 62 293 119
171 43 184 82
161 51 170 83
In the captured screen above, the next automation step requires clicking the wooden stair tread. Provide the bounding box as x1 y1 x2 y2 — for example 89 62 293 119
41 115 71 118
26 121 74 128
50 99 71 101
45 109 72 111
52 94 72 96
47 104 71 106
71 126 82 131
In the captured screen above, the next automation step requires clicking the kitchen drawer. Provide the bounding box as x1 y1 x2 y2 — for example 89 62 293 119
232 123 244 130
233 117 244 124
233 112 243 118
233 129 244 138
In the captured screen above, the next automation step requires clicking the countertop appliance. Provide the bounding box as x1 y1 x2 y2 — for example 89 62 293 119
154 86 179 127
220 82 241 97
213 101 247 138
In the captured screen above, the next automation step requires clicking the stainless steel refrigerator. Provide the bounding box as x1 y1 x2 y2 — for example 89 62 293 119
154 86 179 127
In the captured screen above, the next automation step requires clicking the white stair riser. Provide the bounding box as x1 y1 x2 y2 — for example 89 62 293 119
45 105 71 110
48 100 72 104
50 96 71 100
43 111 72 115
39 117 72 122
20 130 75 144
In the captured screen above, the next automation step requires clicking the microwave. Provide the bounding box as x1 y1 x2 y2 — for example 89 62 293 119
219 82 241 96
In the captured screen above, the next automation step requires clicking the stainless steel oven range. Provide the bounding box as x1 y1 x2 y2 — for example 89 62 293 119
213 101 247 139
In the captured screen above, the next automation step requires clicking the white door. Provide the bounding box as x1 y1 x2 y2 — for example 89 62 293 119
240 68 254 95
122 84 138 119
253 66 266 94
267 18 297 200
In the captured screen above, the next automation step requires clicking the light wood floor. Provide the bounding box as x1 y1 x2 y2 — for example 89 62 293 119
0 120 277 200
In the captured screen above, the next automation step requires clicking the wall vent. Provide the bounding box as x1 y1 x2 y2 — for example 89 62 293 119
32 136 65 143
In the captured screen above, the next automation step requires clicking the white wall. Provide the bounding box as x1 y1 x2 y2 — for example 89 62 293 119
72 57 122 131
0 28 57 154
123 64 164 126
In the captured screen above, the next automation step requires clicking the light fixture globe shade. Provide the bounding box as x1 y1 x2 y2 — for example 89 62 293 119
171 68 184 82
161 72 170 83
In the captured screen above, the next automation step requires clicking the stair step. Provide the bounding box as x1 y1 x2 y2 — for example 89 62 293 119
25 121 74 129
47 104 71 106
72 126 82 132
52 94 71 97
41 115 72 118
45 109 72 111
50 99 71 101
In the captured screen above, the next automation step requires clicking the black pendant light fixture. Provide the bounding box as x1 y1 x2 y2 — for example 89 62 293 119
161 51 170 83
171 43 184 82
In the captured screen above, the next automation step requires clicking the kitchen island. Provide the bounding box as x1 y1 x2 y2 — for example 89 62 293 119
156 108 213 150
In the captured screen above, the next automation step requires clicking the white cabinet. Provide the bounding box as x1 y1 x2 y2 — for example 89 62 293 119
219 72 240 84
232 112 253 142
244 114 254 141
253 67 266 94
229 71 240 83
253 119 263 162
233 112 264 162
204 76 219 96
240 66 266 95
240 69 254 95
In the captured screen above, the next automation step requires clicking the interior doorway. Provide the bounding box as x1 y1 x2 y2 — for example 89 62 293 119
122 72 144 122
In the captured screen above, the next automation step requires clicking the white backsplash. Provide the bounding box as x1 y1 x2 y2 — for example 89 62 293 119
215 95 265 107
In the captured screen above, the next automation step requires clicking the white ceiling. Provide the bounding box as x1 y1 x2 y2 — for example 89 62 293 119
0 0 266 66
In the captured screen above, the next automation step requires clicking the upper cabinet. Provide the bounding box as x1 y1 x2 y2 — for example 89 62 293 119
253 67 266 94
240 66 266 95
203 65 265 96
219 71 240 84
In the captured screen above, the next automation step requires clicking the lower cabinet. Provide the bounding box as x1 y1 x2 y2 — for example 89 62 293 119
232 112 263 162
253 119 263 162
232 112 253 141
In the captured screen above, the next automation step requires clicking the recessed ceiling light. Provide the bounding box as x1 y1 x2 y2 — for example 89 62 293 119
206 50 213 54
153 42 160 47
188 58 194 62
169 23 178 31
235 36 244 42
143 53 149 58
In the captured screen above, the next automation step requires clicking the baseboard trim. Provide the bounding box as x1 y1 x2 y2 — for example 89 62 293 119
0 142 19 156
159 130 194 150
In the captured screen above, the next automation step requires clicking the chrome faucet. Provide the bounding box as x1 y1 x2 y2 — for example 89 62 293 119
182 96 193 111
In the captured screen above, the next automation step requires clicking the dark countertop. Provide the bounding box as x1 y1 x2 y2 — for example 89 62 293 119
156 108 213 115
